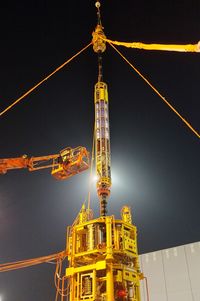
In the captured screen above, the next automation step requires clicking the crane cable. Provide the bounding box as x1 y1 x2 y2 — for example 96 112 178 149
100 36 200 53
0 42 92 118
108 42 200 139
71 122 95 227
87 122 96 211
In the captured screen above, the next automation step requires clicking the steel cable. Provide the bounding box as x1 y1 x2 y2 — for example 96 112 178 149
0 42 92 117
108 42 200 139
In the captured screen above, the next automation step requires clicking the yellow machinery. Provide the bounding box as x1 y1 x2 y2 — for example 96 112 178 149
65 2 143 300
66 205 142 301
0 2 199 299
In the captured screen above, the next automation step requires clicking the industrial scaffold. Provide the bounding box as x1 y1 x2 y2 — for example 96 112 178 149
0 1 199 301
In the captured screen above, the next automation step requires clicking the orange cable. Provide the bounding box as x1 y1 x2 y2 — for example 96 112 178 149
0 42 92 117
87 122 96 210
56 256 70 298
55 259 60 301
0 251 65 272
108 42 200 139
101 36 200 53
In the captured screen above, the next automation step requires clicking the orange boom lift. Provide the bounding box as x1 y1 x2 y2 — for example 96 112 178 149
0 146 89 180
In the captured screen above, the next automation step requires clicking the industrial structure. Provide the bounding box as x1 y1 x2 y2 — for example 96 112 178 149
0 2 144 300
0 1 199 300
64 3 143 300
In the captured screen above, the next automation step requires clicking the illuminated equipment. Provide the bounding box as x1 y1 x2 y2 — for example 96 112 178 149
0 146 89 180
0 1 199 299
93 3 111 217
65 205 143 301
65 3 143 300
94 80 111 216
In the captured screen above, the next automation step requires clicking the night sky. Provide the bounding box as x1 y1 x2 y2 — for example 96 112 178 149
0 1 200 300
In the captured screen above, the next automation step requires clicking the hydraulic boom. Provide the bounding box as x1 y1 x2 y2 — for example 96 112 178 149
0 146 89 180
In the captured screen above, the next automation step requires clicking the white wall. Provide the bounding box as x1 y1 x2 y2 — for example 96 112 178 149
139 241 200 301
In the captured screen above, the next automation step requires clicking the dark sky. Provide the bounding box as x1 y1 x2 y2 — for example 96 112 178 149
0 0 200 300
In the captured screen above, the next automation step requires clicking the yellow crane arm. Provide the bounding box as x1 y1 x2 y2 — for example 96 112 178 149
99 36 200 53
0 146 89 180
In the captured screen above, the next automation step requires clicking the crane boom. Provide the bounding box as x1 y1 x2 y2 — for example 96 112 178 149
0 146 89 180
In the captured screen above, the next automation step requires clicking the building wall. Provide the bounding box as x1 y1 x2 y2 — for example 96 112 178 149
139 241 200 301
